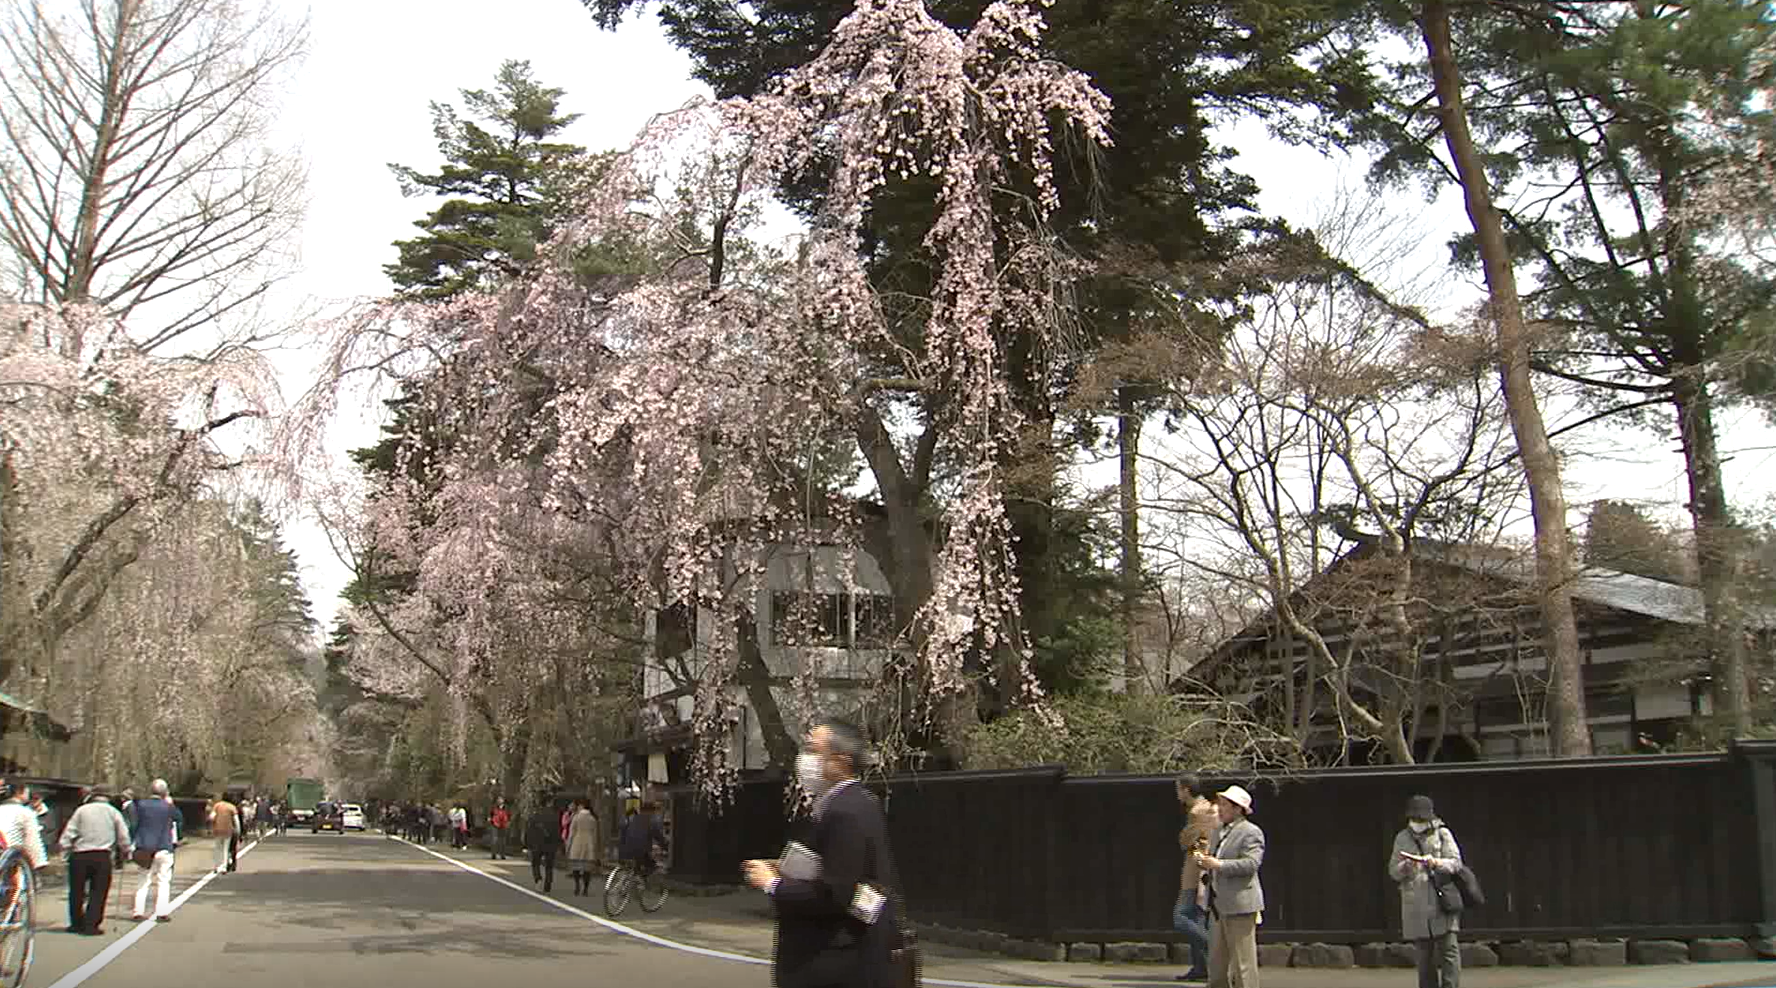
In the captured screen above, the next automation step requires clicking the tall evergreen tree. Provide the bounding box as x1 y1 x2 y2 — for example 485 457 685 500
1583 500 1690 585
385 59 594 299
333 61 608 790
1359 0 1776 734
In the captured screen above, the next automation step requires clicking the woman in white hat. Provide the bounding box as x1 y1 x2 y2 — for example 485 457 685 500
1191 785 1265 988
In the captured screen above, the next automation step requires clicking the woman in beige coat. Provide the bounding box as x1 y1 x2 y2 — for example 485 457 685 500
565 798 599 897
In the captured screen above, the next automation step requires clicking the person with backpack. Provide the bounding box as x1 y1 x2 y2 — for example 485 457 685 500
1389 794 1463 988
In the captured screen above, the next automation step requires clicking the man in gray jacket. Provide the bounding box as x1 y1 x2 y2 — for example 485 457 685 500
1191 785 1264 988
61 790 131 935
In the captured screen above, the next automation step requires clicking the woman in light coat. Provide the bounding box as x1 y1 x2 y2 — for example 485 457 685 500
1389 794 1463 988
565 798 599 897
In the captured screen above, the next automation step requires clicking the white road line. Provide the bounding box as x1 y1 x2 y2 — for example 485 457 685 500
42 833 268 988
391 834 1061 988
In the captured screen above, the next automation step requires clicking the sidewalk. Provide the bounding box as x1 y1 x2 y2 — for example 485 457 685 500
453 847 1776 988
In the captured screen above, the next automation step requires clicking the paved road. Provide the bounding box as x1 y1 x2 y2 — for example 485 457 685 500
17 831 1776 988
27 829 766 988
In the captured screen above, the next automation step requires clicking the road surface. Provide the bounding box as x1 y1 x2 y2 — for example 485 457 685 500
28 829 767 988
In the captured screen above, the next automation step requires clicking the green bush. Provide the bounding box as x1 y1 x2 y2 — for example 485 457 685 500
965 692 1283 774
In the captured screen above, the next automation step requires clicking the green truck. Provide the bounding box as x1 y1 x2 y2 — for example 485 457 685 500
285 777 324 825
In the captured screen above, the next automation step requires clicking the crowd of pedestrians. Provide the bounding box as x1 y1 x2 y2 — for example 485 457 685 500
386 802 457 845
0 778 293 936
374 791 678 907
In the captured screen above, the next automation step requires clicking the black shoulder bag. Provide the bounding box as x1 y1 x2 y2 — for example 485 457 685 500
1413 828 1484 913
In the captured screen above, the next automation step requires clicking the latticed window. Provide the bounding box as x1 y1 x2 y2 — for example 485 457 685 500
772 592 847 647
853 594 897 646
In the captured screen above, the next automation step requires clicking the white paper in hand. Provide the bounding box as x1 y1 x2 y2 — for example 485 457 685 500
850 883 886 925
779 841 824 881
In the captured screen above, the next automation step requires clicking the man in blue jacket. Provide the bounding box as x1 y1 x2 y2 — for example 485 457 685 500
128 779 183 923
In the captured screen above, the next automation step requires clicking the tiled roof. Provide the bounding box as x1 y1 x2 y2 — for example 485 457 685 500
1420 541 1776 630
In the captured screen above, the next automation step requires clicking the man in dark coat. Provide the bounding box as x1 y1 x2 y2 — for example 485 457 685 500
744 718 901 988
620 802 667 877
525 802 564 892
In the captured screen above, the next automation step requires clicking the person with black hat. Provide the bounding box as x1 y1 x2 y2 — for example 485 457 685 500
1390 794 1463 988
60 788 131 935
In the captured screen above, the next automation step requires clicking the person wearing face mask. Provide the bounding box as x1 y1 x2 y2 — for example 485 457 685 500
1390 795 1463 988
743 718 902 988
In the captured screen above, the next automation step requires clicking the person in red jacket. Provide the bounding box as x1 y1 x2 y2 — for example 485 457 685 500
489 798 512 860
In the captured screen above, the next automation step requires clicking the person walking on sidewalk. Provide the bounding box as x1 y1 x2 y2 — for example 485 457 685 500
449 804 468 849
1173 773 1218 982
61 789 131 935
565 799 598 897
1391 794 1464 988
209 793 241 873
526 802 562 892
488 798 512 860
129 779 183 924
1193 785 1264 988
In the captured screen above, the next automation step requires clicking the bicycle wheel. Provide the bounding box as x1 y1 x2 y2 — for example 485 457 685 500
602 865 632 917
637 868 668 913
0 851 35 988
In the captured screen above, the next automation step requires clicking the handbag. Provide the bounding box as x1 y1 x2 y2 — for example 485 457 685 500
132 847 156 868
1413 830 1465 915
1452 863 1485 908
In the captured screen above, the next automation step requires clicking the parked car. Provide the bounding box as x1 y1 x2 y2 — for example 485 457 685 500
341 803 365 831
312 800 344 834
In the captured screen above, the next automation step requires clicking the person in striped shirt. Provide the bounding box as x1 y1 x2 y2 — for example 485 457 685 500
0 782 48 869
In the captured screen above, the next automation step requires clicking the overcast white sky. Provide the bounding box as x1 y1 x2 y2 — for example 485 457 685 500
268 0 1775 632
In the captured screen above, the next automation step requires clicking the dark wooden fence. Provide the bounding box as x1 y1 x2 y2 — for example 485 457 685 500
666 740 1776 943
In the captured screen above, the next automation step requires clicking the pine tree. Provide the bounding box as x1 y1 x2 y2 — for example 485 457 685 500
1362 0 1774 734
1583 501 1691 585
385 60 593 298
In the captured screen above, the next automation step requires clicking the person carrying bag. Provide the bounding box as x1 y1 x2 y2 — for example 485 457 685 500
1389 795 1464 988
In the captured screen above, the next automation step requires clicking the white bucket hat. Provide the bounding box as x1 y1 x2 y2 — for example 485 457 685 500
1217 785 1255 814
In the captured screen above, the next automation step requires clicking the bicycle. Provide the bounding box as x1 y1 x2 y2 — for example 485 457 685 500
603 856 667 917
0 848 35 987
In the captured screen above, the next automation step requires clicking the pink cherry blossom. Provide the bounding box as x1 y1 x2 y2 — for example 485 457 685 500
298 0 1110 793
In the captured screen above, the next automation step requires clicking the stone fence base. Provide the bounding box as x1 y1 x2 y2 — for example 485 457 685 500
907 925 1776 968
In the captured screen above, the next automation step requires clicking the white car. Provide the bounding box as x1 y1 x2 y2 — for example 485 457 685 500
341 804 366 831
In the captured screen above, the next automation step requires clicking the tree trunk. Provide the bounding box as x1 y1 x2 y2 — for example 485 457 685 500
1117 388 1144 694
854 411 977 766
1422 0 1591 756
1672 373 1750 733
62 0 135 304
499 721 530 802
735 607 799 769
